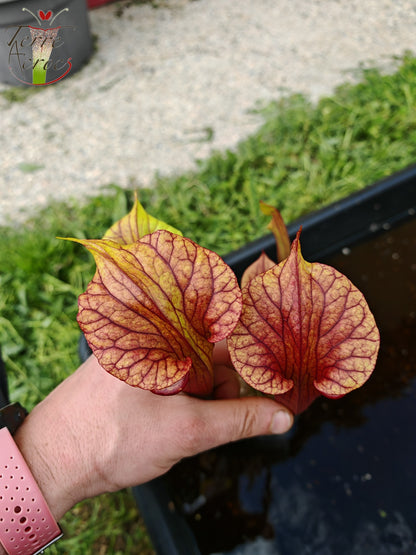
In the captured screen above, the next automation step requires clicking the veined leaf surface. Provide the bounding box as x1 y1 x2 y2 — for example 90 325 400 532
228 230 380 414
241 251 276 289
76 231 242 395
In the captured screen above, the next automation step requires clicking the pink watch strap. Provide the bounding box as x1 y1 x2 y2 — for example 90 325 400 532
0 427 62 555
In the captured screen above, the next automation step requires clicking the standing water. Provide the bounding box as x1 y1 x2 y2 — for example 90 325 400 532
167 216 416 555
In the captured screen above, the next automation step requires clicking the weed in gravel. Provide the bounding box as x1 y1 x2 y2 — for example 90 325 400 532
0 85 44 104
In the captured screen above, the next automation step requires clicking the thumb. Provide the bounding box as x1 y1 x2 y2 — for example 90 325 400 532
186 396 293 456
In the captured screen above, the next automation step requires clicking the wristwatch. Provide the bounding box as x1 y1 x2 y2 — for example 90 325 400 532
0 403 62 555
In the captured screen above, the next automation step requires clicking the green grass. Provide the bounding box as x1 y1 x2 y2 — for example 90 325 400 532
138 53 416 254
0 85 44 104
0 52 415 553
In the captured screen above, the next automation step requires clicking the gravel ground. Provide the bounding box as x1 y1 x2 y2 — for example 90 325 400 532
0 0 415 225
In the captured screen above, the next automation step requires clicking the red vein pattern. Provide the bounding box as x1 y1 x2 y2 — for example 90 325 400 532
77 231 242 396
241 251 276 289
228 230 380 414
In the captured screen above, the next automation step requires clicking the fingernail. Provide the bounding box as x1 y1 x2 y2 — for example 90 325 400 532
271 410 292 434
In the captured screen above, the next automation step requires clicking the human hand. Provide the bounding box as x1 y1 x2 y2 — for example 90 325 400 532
14 348 293 521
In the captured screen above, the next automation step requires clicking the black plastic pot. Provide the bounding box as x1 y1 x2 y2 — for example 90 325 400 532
132 164 416 555
0 0 92 85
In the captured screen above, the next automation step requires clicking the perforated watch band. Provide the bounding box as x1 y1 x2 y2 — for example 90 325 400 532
0 427 62 555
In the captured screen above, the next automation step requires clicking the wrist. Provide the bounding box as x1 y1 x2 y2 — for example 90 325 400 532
13 408 74 522
12 383 102 523
0 425 62 554
11 357 120 521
